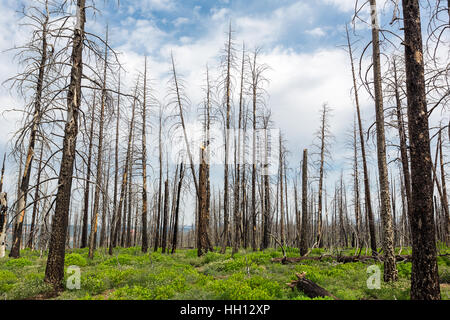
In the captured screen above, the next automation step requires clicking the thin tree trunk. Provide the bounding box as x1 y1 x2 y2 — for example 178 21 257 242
141 56 149 253
299 149 308 256
88 30 109 259
346 24 378 256
10 8 49 258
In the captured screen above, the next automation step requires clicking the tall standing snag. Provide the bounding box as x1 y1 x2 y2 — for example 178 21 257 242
44 0 86 289
299 149 308 256
369 0 397 282
401 0 441 300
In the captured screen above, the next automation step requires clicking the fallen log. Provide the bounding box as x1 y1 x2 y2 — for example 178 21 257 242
272 254 413 264
287 272 338 300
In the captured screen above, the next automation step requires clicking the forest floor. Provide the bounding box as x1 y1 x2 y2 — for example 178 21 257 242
0 244 449 300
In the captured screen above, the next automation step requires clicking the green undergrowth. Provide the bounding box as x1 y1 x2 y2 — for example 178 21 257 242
0 245 448 300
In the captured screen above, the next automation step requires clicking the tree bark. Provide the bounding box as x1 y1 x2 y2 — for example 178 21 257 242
345 24 378 255
299 149 309 256
88 30 108 259
369 0 397 282
141 56 149 253
44 0 86 290
402 0 441 300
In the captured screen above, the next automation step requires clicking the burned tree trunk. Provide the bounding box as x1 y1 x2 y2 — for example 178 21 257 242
88 30 109 259
393 59 413 225
369 0 397 282
299 149 309 256
401 0 441 300
27 141 44 249
161 179 169 253
287 272 338 300
171 163 184 254
109 84 137 255
345 24 378 256
141 57 149 253
0 193 7 258
44 0 86 290
438 130 449 245
10 8 49 258
81 93 96 249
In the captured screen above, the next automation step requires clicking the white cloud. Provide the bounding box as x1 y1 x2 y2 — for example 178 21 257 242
142 0 175 11
321 0 356 12
173 17 189 27
305 27 326 37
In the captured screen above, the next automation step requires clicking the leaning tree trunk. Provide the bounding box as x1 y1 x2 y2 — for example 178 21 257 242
369 0 397 282
401 0 441 300
44 0 86 290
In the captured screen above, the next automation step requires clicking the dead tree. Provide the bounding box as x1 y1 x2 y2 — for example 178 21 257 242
0 193 7 258
81 93 96 249
299 149 309 256
368 0 397 282
109 81 138 255
233 43 246 254
141 56 149 253
154 104 164 252
402 0 441 300
44 0 86 290
10 1 51 258
161 179 169 253
171 163 184 253
345 24 378 256
88 29 109 259
220 23 236 254
312 104 332 248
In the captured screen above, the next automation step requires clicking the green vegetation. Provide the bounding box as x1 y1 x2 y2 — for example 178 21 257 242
0 246 448 300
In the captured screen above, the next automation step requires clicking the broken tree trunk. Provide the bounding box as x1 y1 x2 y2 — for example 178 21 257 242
0 193 8 258
287 272 338 300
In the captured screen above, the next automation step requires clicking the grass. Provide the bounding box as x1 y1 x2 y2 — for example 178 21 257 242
0 245 448 300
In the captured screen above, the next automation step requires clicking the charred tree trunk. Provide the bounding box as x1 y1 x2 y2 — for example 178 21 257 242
27 141 44 249
369 0 397 282
171 163 184 254
141 56 149 253
402 0 441 299
10 10 49 258
81 93 96 249
161 179 169 253
88 30 108 259
299 149 309 256
0 193 7 258
109 84 137 255
44 0 86 289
